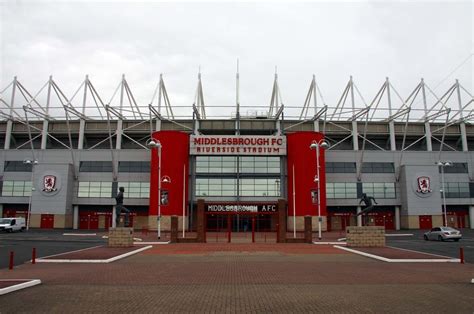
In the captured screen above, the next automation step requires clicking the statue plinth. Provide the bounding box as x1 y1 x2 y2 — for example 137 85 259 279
346 226 385 247
108 227 134 247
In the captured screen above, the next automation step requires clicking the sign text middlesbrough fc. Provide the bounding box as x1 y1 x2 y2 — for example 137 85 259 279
190 135 286 155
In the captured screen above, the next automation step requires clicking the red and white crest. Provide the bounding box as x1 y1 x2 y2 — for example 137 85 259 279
43 175 57 192
416 176 431 194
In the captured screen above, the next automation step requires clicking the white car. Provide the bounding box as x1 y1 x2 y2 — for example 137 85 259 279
424 227 462 242
0 217 26 232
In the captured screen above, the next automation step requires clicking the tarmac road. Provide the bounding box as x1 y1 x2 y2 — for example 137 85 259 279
0 230 105 269
386 229 474 263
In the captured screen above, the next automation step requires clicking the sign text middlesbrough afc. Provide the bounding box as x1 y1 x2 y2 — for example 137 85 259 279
190 135 286 155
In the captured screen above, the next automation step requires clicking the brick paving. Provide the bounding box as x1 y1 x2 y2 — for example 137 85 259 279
0 243 473 313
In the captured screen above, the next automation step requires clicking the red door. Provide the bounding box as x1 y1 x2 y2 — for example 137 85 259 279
89 215 99 229
104 215 112 230
384 215 395 230
457 215 466 228
40 214 54 229
374 215 395 230
79 214 99 230
419 215 432 229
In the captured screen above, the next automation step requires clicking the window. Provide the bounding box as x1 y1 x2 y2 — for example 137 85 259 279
196 156 237 173
239 178 281 197
79 161 113 172
239 157 280 174
4 161 33 172
444 182 469 198
362 183 396 199
1 181 32 197
326 183 357 199
439 163 468 174
196 156 281 174
361 162 394 173
196 178 237 196
118 162 150 173
78 182 112 198
325 162 356 173
117 182 150 198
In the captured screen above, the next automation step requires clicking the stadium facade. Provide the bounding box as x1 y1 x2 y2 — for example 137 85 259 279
0 74 473 233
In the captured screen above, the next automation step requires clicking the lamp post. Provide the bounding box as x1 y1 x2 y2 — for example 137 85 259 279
147 139 162 239
436 161 452 227
23 159 38 231
310 139 330 240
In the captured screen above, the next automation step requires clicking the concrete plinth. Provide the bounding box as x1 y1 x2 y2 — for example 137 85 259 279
108 227 134 247
346 226 385 247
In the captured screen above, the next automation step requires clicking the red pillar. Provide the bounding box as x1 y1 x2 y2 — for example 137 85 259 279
227 214 231 243
252 216 256 243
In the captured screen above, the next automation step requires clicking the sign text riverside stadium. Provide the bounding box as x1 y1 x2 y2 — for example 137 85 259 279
190 135 286 155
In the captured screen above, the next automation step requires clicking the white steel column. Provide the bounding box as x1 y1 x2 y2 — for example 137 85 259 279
156 74 163 131
78 76 88 149
421 79 433 151
112 206 117 228
395 206 401 230
4 76 17 150
456 80 468 151
41 76 52 149
313 75 319 132
357 206 362 226
387 78 397 151
350 77 359 151
469 206 474 229
116 121 123 149
73 205 79 229
115 75 125 150
235 62 240 135
78 120 86 149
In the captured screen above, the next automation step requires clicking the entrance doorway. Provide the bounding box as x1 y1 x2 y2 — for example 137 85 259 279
40 214 54 229
205 213 277 243
419 215 432 229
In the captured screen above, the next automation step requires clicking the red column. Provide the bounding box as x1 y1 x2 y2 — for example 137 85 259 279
252 216 256 243
227 214 231 243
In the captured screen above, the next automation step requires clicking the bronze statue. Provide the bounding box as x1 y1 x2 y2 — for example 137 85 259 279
115 186 131 227
357 193 377 216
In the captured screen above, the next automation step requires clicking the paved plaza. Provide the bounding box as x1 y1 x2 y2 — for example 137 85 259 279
1 242 473 313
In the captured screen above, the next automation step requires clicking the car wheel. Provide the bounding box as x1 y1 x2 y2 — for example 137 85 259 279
424 235 428 241
454 239 459 242
438 235 444 241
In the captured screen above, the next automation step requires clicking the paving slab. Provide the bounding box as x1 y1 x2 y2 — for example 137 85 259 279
0 242 472 313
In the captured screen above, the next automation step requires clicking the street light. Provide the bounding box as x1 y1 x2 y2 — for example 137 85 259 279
310 139 330 240
436 160 452 227
23 158 38 231
147 139 162 239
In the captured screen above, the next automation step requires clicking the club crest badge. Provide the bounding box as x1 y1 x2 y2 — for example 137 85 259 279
43 175 57 192
416 176 431 194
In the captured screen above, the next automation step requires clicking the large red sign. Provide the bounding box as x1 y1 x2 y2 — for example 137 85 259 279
190 135 286 155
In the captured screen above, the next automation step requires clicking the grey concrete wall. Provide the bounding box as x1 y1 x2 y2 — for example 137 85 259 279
0 148 473 214
399 165 442 216
30 163 73 215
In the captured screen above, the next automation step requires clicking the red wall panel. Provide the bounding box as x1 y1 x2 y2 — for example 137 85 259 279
149 131 190 216
287 132 326 217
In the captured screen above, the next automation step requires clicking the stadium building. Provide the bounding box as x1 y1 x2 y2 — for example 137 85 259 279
0 74 473 234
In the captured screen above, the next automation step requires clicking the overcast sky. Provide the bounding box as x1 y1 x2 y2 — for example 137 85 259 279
0 1 472 119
